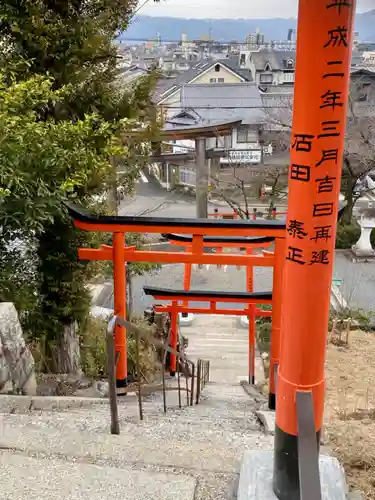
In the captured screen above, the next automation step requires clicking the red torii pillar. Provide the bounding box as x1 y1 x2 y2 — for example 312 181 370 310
113 233 127 387
273 1 356 499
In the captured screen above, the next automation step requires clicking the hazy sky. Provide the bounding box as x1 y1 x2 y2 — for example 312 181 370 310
139 0 375 19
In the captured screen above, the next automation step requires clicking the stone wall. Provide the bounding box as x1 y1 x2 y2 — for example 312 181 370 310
0 303 36 395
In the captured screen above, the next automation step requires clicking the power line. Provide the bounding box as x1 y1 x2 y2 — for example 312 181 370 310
133 0 153 17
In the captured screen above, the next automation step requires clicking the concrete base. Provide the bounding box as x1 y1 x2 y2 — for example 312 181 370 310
0 452 197 500
347 252 375 263
237 450 347 500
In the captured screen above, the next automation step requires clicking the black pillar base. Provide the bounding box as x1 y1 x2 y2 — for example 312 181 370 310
268 392 276 411
273 425 320 500
249 376 255 385
170 371 176 378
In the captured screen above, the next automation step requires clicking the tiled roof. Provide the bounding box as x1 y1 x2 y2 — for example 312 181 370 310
179 82 265 125
250 50 296 71
153 58 252 104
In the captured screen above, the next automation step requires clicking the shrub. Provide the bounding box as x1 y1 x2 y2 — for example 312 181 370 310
80 317 107 378
80 316 160 381
335 222 375 249
257 322 272 354
335 222 361 249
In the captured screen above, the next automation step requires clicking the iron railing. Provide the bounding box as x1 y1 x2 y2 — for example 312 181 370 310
196 359 210 404
106 315 209 434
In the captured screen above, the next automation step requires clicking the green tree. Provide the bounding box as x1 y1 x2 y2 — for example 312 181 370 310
0 1 159 372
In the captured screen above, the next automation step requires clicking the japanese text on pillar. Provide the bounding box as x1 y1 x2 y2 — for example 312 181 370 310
287 0 352 266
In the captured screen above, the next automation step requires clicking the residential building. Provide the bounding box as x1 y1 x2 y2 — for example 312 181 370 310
161 82 273 188
154 58 253 120
246 50 296 87
350 67 375 108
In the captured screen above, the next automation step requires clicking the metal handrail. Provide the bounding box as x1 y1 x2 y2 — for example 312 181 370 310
106 315 200 434
196 359 210 404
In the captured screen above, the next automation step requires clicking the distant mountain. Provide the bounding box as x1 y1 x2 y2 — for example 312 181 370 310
121 11 375 44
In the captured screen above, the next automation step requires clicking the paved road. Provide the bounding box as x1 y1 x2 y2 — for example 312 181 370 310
119 180 286 219
119 181 218 219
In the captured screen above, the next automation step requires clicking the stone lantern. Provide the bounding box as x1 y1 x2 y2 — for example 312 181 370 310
351 208 375 260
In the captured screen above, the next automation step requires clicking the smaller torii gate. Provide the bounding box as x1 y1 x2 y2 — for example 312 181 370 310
144 286 273 383
161 233 275 383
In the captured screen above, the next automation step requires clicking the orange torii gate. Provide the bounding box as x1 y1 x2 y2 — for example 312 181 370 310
143 287 273 383
68 204 285 396
161 233 275 384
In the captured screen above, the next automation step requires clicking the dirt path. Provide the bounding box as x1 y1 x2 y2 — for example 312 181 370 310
325 330 375 499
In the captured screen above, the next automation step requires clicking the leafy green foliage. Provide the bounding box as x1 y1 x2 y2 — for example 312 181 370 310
0 0 160 371
80 315 160 380
335 222 375 249
0 74 118 233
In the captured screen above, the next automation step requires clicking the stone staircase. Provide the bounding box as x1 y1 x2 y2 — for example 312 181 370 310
0 316 270 500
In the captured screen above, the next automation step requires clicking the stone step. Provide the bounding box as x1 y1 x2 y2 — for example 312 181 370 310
0 412 273 474
0 451 196 500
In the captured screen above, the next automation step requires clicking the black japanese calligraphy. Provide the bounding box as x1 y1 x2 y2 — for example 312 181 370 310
324 60 345 79
290 164 311 182
324 26 348 48
316 149 339 166
311 225 332 242
292 134 314 152
310 250 330 265
320 90 344 110
326 0 352 14
318 120 341 139
313 203 334 217
286 246 305 265
315 175 336 194
323 71 344 79
328 60 344 65
287 220 308 239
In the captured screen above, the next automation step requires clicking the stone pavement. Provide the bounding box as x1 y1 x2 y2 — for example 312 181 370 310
183 315 264 384
0 315 271 500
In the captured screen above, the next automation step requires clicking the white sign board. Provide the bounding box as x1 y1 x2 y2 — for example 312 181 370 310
220 150 262 165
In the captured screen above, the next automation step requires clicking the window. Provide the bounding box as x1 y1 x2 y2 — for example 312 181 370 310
215 64 221 72
237 125 250 143
264 62 272 71
260 73 273 84
218 78 224 83
284 59 294 69
209 78 217 83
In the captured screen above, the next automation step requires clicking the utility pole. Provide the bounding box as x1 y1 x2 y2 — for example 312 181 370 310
195 137 208 218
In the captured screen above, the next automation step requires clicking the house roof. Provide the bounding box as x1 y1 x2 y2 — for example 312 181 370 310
179 82 265 125
250 50 296 71
153 58 251 104
221 55 253 81
350 66 375 76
